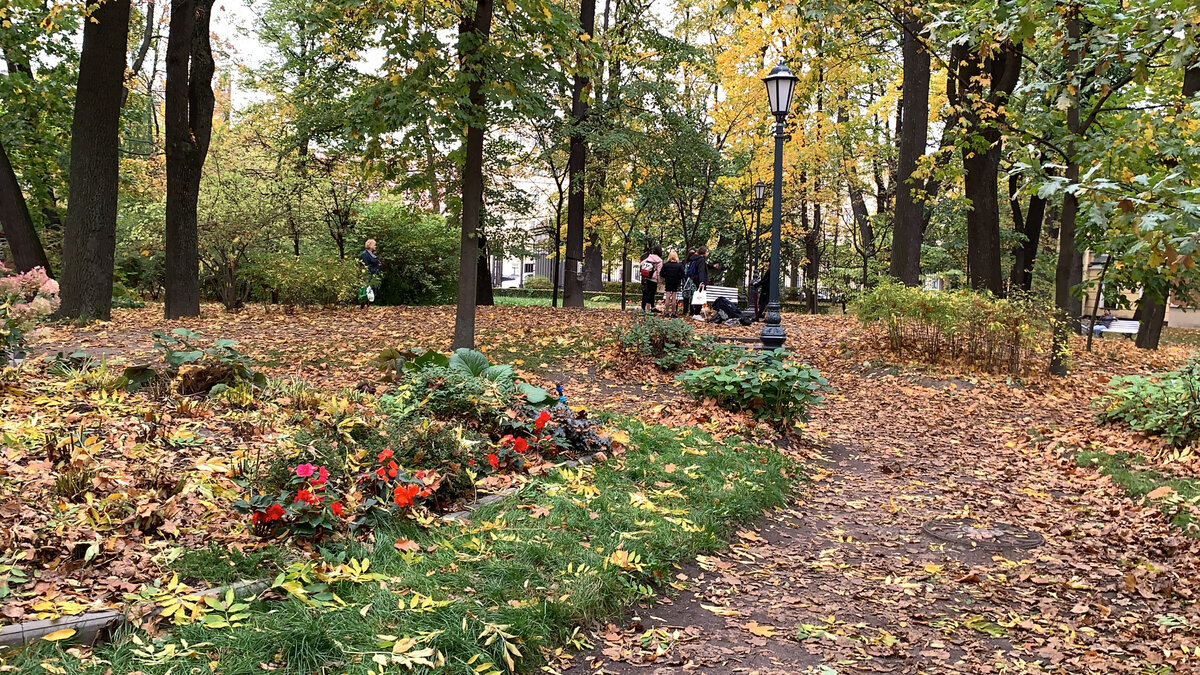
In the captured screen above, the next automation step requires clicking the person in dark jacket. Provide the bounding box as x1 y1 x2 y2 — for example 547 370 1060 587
660 251 685 317
688 246 709 317
753 264 770 320
359 239 380 307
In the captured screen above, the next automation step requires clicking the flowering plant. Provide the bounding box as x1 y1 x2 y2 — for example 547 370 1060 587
356 447 439 520
0 265 59 362
234 461 347 539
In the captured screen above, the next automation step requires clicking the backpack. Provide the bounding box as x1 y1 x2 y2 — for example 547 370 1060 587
639 258 654 279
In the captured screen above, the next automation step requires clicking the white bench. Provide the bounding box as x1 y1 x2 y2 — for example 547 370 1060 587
1085 318 1139 338
703 285 741 306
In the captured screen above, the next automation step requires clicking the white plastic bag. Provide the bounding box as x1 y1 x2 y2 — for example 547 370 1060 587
692 288 708 305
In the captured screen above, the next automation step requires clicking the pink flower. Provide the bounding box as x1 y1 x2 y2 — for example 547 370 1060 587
295 463 315 478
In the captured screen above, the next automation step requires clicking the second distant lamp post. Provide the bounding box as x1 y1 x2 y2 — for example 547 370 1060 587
759 62 798 350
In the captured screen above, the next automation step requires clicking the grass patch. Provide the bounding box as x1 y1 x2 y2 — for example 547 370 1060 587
173 543 287 585
1162 327 1200 349
1076 450 1200 533
10 419 798 674
492 296 625 309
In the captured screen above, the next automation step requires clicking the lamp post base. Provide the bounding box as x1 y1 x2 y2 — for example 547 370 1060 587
759 303 786 350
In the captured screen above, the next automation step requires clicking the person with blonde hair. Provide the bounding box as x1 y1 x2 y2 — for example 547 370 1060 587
660 251 685 317
358 238 380 307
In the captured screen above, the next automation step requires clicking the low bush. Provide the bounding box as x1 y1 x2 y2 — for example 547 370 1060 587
613 313 735 371
253 255 362 308
0 265 60 363
677 350 830 425
115 329 266 395
524 275 552 290
855 281 1052 375
1098 357 1200 447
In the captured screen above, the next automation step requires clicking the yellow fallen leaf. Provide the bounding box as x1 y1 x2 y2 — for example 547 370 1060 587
924 564 944 575
701 604 741 617
42 628 77 642
744 621 776 637
1146 485 1176 500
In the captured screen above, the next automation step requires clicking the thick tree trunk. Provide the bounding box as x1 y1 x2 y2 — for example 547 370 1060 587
1135 294 1166 349
164 0 216 319
889 13 930 286
562 0 596 308
452 0 493 349
805 204 820 314
962 145 1005 294
0 136 51 273
58 0 130 320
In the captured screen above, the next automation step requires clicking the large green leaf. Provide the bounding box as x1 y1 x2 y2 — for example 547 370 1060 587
518 382 552 405
449 349 490 377
482 364 515 383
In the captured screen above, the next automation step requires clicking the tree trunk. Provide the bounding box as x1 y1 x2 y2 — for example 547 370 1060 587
0 136 51 273
962 145 1005 294
1008 173 1047 293
583 229 603 291
58 0 130 320
475 235 494 306
1135 293 1166 349
452 0 493 349
164 0 216 319
805 204 820 314
562 0 596 308
1051 5 1083 376
889 13 930 286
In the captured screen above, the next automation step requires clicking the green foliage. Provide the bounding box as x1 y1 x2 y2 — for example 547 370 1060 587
524 275 552 290
357 203 459 305
1076 451 1200 534
614 313 734 371
1098 357 1200 448
115 330 266 395
677 351 830 425
251 254 361 307
856 281 1053 375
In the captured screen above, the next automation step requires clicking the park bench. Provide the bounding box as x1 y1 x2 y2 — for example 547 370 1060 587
703 285 742 306
1084 318 1140 338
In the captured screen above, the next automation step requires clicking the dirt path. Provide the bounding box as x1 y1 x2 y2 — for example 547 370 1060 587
568 371 1200 674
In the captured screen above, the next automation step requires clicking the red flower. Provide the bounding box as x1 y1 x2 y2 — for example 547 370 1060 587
393 484 420 507
512 437 528 454
487 453 499 470
252 512 263 524
387 461 398 479
378 448 394 463
375 467 386 479
331 502 345 517
312 466 329 486
414 470 426 480
295 463 315 478
265 503 285 521
294 489 322 506
535 410 551 430
469 459 475 466
418 488 432 498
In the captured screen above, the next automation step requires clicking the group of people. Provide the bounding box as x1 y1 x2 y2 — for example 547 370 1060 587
639 246 725 319
638 245 775 322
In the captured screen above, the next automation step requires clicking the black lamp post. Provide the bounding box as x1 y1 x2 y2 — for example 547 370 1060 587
760 62 798 350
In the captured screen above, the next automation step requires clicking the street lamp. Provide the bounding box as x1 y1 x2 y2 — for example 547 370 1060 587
751 180 766 313
760 62 798 350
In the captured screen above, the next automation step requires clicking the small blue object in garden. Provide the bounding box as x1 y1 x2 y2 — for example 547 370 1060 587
556 382 566 405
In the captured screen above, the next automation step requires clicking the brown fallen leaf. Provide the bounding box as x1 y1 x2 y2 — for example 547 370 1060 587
394 538 420 552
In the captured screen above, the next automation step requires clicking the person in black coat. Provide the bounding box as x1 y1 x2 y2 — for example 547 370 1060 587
659 251 686 317
359 239 380 307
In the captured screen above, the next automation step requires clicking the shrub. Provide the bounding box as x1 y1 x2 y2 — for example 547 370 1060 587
1098 357 1200 448
855 281 1052 375
524 275 552 290
676 350 830 424
0 265 60 363
357 203 459 305
251 255 361 308
614 313 733 371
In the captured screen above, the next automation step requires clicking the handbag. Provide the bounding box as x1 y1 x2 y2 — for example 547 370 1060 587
692 288 708 305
